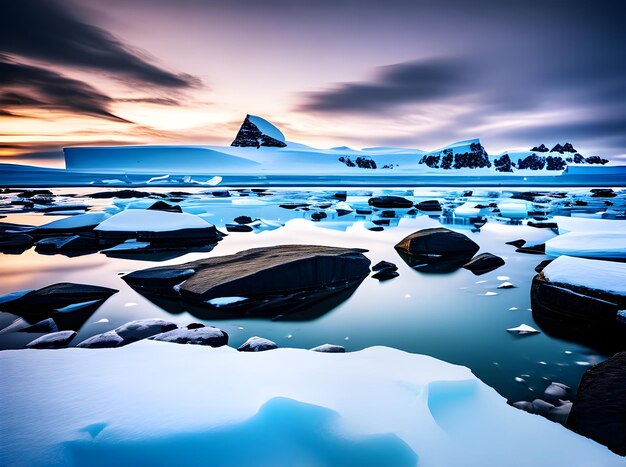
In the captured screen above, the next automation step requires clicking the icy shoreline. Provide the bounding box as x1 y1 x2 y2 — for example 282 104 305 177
0 342 622 466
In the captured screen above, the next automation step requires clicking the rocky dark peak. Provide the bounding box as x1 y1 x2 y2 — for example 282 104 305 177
231 114 287 148
530 144 549 152
550 143 564 153
585 155 609 165
562 142 577 153
338 155 377 169
517 154 546 170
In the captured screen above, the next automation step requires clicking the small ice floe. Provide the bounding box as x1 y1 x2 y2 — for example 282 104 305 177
538 361 547 365
147 174 171 184
497 276 510 281
514 376 526 383
498 282 515 289
575 361 592 366
206 296 248 307
484 291 498 296
95 318 109 324
564 350 573 355
507 324 541 335
509 307 519 310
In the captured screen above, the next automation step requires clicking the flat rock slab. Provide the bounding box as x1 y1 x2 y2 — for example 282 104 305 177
368 196 414 209
123 245 371 315
463 253 505 275
0 283 118 314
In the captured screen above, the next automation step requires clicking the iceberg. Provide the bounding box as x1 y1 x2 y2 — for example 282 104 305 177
0 343 621 466
545 232 626 259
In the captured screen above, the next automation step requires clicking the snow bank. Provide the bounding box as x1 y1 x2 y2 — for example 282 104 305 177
94 209 214 232
542 256 626 296
545 232 626 259
0 343 620 466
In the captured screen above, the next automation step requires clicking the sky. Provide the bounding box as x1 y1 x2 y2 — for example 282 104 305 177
1 0 625 167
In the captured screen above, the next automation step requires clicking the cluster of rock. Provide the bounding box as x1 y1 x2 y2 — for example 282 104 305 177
418 142 491 170
337 156 377 169
230 114 287 148
513 382 573 425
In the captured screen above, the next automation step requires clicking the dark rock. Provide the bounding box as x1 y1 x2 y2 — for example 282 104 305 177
590 188 616 198
234 216 254 224
534 259 553 273
338 156 356 167
237 336 277 352
0 233 34 251
530 144 549 152
150 326 228 346
186 322 205 329
368 196 413 209
226 223 253 232
562 142 577 153
114 318 178 343
86 190 164 199
279 203 309 210
123 245 371 316
356 208 372 215
148 201 183 213
585 156 609 165
77 330 124 348
395 227 480 258
211 190 230 197
17 190 53 198
462 191 473 197
231 114 286 148
0 283 118 314
516 243 545 254
546 155 566 170
494 154 513 172
311 211 327 221
462 253 505 275
371 219 390 226
310 344 345 353
20 318 58 333
419 154 440 168
379 210 396 218
355 156 377 169
35 235 100 253
550 144 565 154
527 221 558 229
372 269 399 281
574 200 588 206
573 153 585 164
26 330 76 349
416 200 442 212
517 154 546 170
333 192 347 201
372 260 397 271
567 352 626 455
367 225 384 231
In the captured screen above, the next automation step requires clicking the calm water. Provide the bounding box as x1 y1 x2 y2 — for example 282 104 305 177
1 186 624 406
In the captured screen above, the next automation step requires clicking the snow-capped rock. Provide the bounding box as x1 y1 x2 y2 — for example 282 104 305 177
231 114 287 148
26 330 76 349
149 326 229 347
237 336 278 352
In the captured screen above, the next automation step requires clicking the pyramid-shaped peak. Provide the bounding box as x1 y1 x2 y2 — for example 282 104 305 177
231 114 287 148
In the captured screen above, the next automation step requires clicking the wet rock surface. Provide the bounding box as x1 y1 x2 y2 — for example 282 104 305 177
463 253 505 275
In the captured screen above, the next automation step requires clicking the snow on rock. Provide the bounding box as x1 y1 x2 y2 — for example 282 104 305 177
113 319 178 343
0 343 622 466
238 336 278 352
506 324 540 335
35 212 110 232
77 330 125 348
310 344 346 353
231 114 287 148
25 330 76 349
94 209 215 233
148 326 228 346
544 382 572 399
541 256 626 296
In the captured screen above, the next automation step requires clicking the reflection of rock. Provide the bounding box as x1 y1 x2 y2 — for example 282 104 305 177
568 352 626 455
0 283 118 314
26 330 76 349
368 196 413 208
238 336 277 352
0 233 34 252
123 245 371 317
463 253 505 275
35 235 100 255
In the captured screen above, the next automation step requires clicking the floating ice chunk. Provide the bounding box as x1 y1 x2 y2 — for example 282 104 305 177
554 216 626 235
498 202 529 219
146 174 171 184
497 276 510 281
38 213 110 231
497 282 515 289
484 291 498 296
206 296 248 307
545 232 626 259
507 324 540 335
95 210 214 233
95 318 109 324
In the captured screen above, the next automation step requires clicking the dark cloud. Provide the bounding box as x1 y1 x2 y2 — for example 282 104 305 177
297 59 468 113
0 0 200 89
117 97 181 106
0 56 129 122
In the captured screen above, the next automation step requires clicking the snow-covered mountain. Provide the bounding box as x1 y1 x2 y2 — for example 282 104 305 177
64 115 611 174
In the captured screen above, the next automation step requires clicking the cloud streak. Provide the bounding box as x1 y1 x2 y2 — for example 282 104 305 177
0 0 200 89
